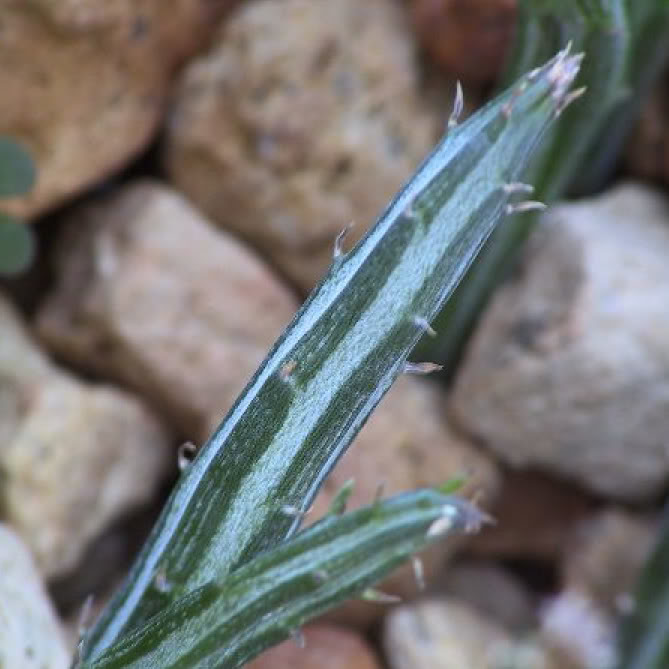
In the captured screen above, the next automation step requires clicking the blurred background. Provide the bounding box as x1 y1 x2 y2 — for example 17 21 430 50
1 1 669 667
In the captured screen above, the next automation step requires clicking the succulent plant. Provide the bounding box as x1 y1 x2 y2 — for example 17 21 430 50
78 49 582 668
80 487 488 669
414 0 669 372
0 136 35 276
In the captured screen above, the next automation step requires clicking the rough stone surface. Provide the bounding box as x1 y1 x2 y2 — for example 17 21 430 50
450 183 669 500
36 180 298 442
312 375 500 627
0 294 171 577
165 0 442 291
247 625 381 669
383 598 515 669
467 470 595 561
0 524 70 669
625 72 669 186
410 0 517 82
438 561 537 633
562 508 656 616
0 0 233 218
539 590 617 669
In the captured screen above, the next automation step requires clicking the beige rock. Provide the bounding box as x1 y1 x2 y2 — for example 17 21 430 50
450 183 669 500
36 180 299 442
312 375 500 627
164 0 442 291
0 0 233 218
562 508 656 616
0 524 71 669
0 295 171 577
247 625 381 669
410 0 517 82
383 598 515 669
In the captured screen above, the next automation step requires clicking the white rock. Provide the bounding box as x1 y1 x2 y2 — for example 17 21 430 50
451 183 669 500
0 524 70 669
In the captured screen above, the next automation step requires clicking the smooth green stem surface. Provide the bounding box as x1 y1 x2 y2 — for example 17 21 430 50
82 490 486 669
83 50 581 661
413 0 669 371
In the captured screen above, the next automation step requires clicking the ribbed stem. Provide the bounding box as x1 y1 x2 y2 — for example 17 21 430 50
412 0 668 372
81 490 487 669
82 51 581 661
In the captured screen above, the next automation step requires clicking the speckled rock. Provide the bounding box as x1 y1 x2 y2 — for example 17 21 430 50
36 180 299 442
450 183 669 500
247 625 381 669
312 375 500 627
0 0 233 218
383 598 516 669
562 508 656 616
410 0 517 82
0 294 171 577
164 0 442 291
0 524 70 669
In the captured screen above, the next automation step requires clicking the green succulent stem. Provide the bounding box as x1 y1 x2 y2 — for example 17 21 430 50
414 0 669 371
82 50 581 662
80 489 487 669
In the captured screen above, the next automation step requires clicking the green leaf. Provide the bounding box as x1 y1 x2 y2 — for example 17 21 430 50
0 213 35 276
80 490 488 669
0 137 36 198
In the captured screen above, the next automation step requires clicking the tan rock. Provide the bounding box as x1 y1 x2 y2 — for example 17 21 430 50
0 524 70 669
0 294 171 577
312 375 500 627
36 180 298 442
383 598 515 669
562 508 656 616
164 0 442 292
450 183 669 500
410 0 517 82
0 0 233 218
247 625 381 669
